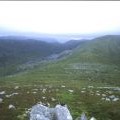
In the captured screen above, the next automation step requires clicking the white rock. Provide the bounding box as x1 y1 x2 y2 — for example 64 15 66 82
112 98 119 102
61 85 66 88
109 95 115 99
82 88 86 90
14 86 19 89
8 104 15 109
68 90 74 93
105 98 110 101
102 94 106 97
107 91 112 94
96 93 100 96
55 104 73 120
0 91 5 95
6 95 11 98
81 113 87 120
81 91 85 93
0 98 3 103
51 97 56 101
90 117 97 120
42 89 46 93
12 93 19 95
42 97 46 99
30 104 54 120
101 98 105 100
5 93 19 98
32 92 37 94
33 89 38 91
88 86 94 88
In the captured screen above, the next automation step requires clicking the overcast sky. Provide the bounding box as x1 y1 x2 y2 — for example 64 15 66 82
0 1 120 35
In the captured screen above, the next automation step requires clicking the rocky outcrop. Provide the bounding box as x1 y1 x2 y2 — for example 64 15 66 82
30 104 55 120
55 104 72 120
30 104 72 120
30 104 96 120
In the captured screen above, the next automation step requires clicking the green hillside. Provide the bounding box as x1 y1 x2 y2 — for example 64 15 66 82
17 35 120 86
0 35 120 120
0 37 83 76
67 35 120 64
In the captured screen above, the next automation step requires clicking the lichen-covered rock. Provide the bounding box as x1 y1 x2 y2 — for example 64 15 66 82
30 104 55 120
55 104 73 120
30 104 72 120
80 113 87 120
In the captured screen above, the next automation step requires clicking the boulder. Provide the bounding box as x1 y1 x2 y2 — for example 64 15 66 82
30 104 72 120
55 104 72 120
80 113 87 120
30 104 55 120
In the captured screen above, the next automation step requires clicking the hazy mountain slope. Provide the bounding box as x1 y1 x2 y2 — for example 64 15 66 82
0 40 54 66
66 35 120 64
0 39 57 75
0 37 85 66
0 37 83 76
0 35 120 79
63 40 87 50
15 35 120 85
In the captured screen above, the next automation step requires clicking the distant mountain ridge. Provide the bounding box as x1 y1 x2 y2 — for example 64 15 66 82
0 35 120 77
0 36 83 76
68 35 120 65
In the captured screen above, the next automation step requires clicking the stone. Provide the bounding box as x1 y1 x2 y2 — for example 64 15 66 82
30 104 73 120
81 91 85 93
90 117 96 120
55 104 73 120
102 94 106 97
14 86 19 89
80 113 87 120
51 97 56 102
33 89 38 91
32 92 37 94
88 86 94 88
30 104 55 120
109 95 115 99
0 91 5 95
68 90 74 93
112 97 119 102
105 98 110 101
61 85 66 88
0 98 3 103
8 104 15 109
5 92 19 98
96 93 100 96
42 89 47 93
42 97 46 99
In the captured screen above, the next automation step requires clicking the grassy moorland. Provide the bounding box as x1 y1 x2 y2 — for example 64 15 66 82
0 35 120 120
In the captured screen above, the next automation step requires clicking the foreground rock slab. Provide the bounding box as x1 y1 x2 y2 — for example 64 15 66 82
55 104 73 120
30 104 72 120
